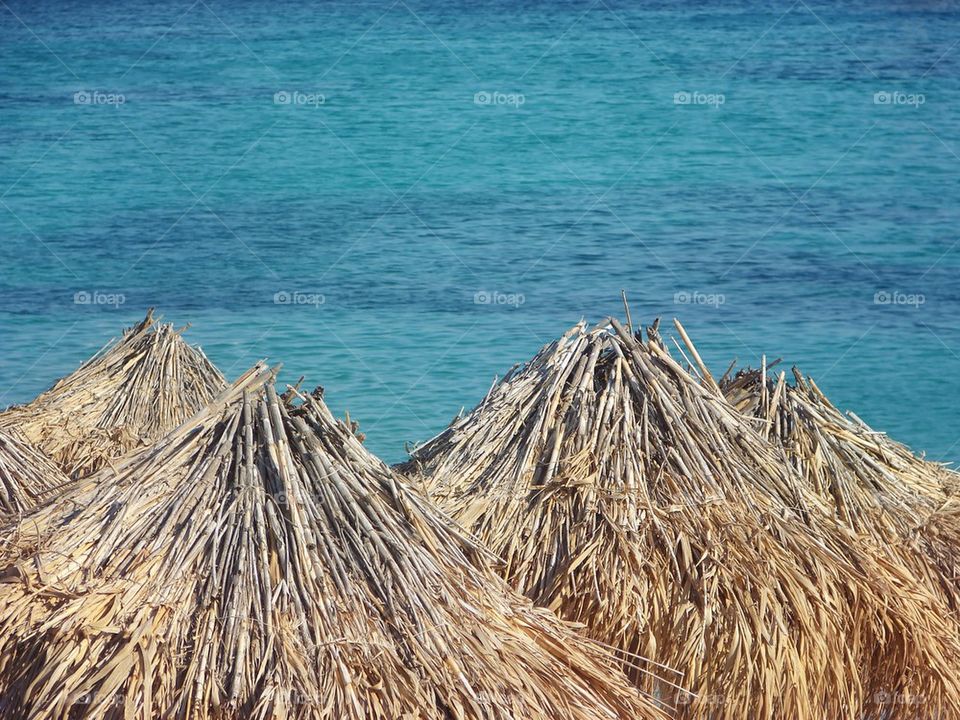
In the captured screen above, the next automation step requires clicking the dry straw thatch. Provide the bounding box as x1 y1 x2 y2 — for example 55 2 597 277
722 362 960 613
0 309 226 479
0 427 70 518
403 317 960 719
0 363 669 720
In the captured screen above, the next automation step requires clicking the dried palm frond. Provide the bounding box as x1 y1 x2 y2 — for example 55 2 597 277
403 318 960 720
0 427 70 518
0 309 226 478
722 363 960 613
0 363 669 720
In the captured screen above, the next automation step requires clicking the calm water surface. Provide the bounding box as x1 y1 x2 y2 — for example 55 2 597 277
1 0 959 463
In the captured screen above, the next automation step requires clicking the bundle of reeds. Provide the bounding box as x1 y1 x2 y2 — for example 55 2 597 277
403 318 960 719
0 362 670 720
722 363 960 611
0 309 226 479
0 427 70 518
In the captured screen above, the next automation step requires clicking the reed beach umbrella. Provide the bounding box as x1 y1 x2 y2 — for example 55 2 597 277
0 309 226 479
0 363 669 720
403 318 960 720
0 427 70 518
722 362 960 611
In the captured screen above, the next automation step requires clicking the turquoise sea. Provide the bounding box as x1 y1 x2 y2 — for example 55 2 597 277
1 1 958 464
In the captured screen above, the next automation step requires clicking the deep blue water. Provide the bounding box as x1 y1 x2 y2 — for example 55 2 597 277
1 0 959 464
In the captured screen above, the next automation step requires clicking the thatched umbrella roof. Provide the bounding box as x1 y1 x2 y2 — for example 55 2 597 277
722 362 960 612
0 427 70 518
403 318 960 719
0 309 226 479
722 362 958 505
0 363 668 720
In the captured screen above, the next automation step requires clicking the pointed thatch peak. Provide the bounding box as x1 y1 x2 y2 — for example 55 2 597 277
0 363 668 720
722 362 960 611
0 427 70 518
404 318 960 719
0 309 226 479
723 363 957 509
